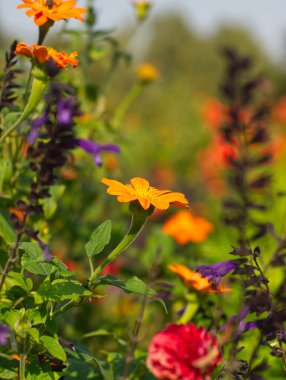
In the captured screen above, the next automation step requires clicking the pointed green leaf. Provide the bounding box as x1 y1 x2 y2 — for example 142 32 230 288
20 242 54 276
65 347 114 380
38 279 93 302
85 220 112 257
0 213 16 244
40 335 67 362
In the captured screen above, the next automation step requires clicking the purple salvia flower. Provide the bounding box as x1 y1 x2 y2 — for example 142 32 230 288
221 306 264 341
28 111 49 143
77 138 120 166
33 235 52 262
197 259 245 285
56 98 75 126
0 324 9 345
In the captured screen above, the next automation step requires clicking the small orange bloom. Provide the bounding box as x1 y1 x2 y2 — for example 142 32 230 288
17 0 87 26
47 48 78 69
15 42 78 69
133 1 152 21
136 64 159 83
101 177 189 210
202 99 226 130
169 263 231 294
9 208 26 223
163 210 213 244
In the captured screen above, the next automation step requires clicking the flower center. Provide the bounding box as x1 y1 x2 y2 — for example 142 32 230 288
133 186 160 200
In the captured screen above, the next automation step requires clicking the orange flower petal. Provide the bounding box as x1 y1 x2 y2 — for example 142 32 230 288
131 177 150 190
101 178 133 196
33 45 49 64
138 197 151 210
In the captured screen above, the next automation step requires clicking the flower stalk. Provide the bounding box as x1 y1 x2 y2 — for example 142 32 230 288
0 67 47 144
89 208 148 282
111 83 144 129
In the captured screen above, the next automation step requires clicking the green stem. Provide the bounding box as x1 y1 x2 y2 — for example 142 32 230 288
0 68 47 145
111 83 144 129
88 256 94 276
90 212 148 282
52 299 75 319
19 340 26 380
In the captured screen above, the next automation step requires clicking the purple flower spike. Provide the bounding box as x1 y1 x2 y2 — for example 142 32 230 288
221 306 264 341
28 111 49 143
57 98 75 126
77 138 120 167
197 259 245 285
34 235 52 262
0 324 9 345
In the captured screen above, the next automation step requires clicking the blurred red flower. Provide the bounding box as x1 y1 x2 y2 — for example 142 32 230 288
147 323 221 380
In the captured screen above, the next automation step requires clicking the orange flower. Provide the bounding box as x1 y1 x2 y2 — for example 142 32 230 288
9 208 26 223
133 1 152 21
136 64 159 83
101 177 189 210
47 48 78 69
15 42 78 69
17 0 87 26
169 263 231 294
163 210 213 244
202 99 226 130
15 42 48 64
198 136 238 195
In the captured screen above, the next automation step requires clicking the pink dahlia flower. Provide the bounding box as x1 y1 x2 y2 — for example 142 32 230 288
147 323 221 380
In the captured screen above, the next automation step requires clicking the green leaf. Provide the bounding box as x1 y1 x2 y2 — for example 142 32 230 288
93 275 167 313
20 242 54 276
26 359 62 379
28 328 40 343
0 159 9 192
52 257 75 277
63 358 100 379
94 275 156 296
0 366 17 379
0 213 16 244
85 220 112 257
5 272 33 293
82 329 111 339
40 335 67 362
28 307 47 325
38 279 93 302
65 348 114 380
43 185 65 219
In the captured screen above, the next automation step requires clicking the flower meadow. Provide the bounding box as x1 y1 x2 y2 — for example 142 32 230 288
1 1 286 379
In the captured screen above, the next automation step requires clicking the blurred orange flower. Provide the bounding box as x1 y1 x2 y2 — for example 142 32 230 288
203 99 226 130
198 136 238 195
9 208 26 223
15 43 78 69
163 210 213 244
101 177 189 210
17 0 87 26
133 1 152 22
273 96 286 125
136 64 159 83
169 263 231 294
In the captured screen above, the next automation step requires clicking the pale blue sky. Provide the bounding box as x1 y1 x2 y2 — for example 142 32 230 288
1 0 286 60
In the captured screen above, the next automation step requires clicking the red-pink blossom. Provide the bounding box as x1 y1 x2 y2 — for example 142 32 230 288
147 323 221 380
